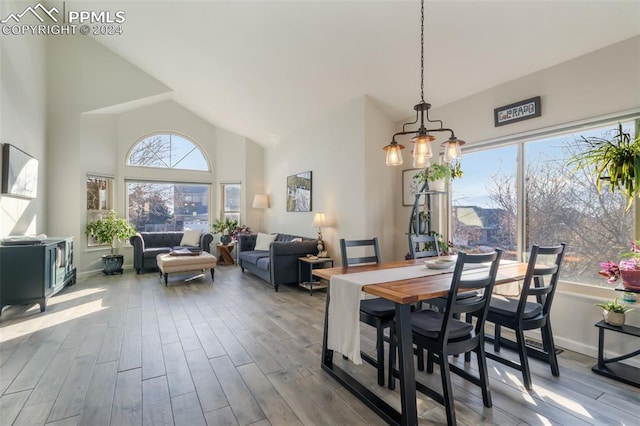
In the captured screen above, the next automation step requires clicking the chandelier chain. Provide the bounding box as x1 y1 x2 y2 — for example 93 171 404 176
420 0 424 102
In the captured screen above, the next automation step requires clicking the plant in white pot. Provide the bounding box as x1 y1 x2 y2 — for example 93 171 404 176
414 161 463 192
85 210 136 275
596 298 632 326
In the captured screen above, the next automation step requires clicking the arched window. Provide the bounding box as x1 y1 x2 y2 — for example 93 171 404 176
127 133 208 171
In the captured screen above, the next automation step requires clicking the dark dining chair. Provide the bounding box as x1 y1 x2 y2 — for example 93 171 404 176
409 234 440 259
482 243 566 390
339 237 392 387
389 249 503 426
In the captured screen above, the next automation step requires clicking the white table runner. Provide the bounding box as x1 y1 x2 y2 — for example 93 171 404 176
327 265 453 364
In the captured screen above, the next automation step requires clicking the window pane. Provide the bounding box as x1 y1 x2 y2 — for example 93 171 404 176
452 146 518 259
525 122 635 286
86 175 114 247
224 184 241 211
127 181 209 232
128 133 208 171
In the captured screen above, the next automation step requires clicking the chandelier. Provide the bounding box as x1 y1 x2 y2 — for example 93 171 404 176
383 0 465 167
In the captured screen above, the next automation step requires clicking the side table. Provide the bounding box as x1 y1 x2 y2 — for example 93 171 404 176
216 243 235 265
591 319 640 388
298 257 333 295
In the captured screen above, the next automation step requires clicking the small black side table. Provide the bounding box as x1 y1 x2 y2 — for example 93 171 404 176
591 320 640 388
298 257 333 295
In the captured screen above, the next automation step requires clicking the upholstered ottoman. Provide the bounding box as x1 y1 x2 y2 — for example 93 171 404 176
156 252 217 286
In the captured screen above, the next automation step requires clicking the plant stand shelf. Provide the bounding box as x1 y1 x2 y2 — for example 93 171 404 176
591 320 640 388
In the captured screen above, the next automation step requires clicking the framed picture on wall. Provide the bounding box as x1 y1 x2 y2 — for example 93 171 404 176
286 171 312 212
402 168 424 206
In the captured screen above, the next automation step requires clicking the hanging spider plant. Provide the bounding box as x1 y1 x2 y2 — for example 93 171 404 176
569 122 640 211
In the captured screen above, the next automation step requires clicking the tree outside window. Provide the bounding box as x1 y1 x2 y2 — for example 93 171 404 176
452 121 636 286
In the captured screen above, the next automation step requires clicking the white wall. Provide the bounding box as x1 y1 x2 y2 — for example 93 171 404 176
0 0 47 237
46 34 264 274
392 36 640 362
264 96 396 263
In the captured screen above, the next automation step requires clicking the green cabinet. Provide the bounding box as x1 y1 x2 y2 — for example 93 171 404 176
0 237 76 315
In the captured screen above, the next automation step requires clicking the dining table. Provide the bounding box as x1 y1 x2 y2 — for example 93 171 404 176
313 258 529 426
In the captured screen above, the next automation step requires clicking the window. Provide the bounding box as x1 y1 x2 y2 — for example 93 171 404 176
452 146 517 259
221 183 241 222
127 133 208 171
452 120 636 286
86 175 114 247
127 181 210 233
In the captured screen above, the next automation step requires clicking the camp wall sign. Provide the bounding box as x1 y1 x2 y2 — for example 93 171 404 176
494 96 541 127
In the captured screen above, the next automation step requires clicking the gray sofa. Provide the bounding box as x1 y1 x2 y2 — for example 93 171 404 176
238 233 318 291
129 231 214 274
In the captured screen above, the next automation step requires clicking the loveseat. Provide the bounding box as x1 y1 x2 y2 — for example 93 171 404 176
129 231 214 274
238 233 318 291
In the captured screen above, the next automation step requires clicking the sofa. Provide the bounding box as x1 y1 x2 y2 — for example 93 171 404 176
129 231 214 274
238 233 318 291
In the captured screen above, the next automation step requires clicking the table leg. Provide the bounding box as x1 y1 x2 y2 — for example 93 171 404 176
597 327 605 370
395 303 418 426
322 282 333 367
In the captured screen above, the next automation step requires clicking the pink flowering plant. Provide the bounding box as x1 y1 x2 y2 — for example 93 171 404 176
599 240 640 284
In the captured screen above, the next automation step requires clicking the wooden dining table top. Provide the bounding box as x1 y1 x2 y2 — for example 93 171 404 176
312 258 529 305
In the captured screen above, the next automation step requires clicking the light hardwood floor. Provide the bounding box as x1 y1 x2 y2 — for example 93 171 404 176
1 266 638 425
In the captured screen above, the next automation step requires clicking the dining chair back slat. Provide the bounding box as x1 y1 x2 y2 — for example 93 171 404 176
340 238 381 266
409 234 440 259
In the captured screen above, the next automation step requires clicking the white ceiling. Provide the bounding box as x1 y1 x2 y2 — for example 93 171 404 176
86 0 640 146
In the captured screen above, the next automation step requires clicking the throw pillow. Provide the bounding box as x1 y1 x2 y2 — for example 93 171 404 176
180 229 202 246
254 232 277 251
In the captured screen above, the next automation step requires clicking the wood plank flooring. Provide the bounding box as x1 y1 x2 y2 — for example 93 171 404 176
1 266 638 425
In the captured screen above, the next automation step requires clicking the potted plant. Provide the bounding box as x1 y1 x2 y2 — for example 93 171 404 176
569 122 640 211
85 210 136 275
596 298 632 326
598 239 640 291
211 218 239 244
414 161 464 192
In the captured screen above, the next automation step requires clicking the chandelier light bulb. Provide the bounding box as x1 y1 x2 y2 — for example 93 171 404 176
412 154 430 168
443 137 465 163
383 141 404 166
412 136 433 160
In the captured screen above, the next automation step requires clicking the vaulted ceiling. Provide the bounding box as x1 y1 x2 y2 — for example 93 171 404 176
88 0 640 146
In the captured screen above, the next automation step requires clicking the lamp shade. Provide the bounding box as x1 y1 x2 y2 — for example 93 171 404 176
252 194 269 209
311 212 326 227
384 143 404 166
442 138 465 163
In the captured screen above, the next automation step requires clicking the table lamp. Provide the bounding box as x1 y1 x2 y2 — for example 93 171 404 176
311 212 326 255
252 194 269 232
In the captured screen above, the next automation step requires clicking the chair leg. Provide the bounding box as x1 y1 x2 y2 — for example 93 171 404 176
494 324 502 352
376 322 385 386
541 322 560 377
476 341 492 407
464 313 472 362
426 351 434 374
417 346 424 371
439 354 457 426
388 324 396 390
515 328 533 390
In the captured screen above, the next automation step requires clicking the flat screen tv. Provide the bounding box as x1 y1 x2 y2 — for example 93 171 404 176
1 144 39 199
